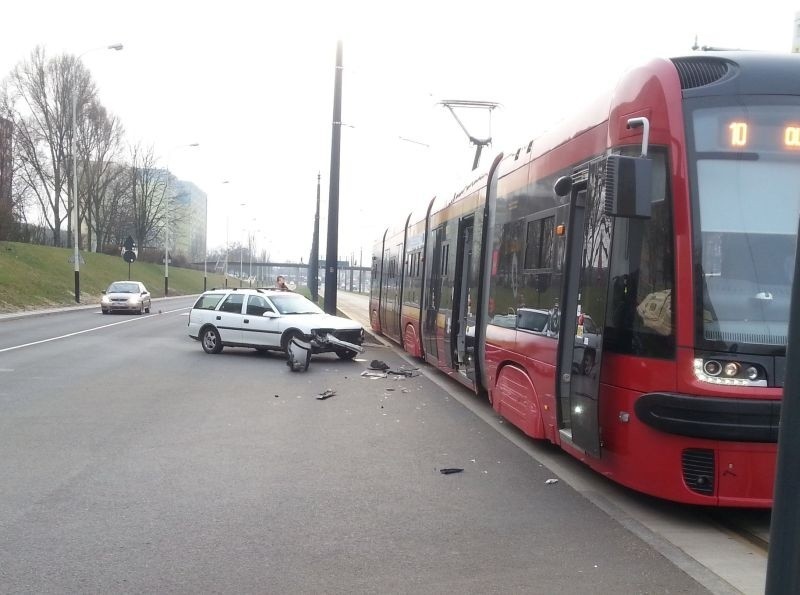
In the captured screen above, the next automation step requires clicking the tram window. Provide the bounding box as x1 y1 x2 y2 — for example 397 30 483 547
524 216 554 270
605 147 675 359
442 244 450 276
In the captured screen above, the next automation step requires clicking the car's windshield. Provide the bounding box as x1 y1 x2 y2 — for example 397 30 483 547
269 294 324 315
108 283 139 293
691 101 800 352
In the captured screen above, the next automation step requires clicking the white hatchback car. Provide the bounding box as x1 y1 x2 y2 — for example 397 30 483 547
187 288 365 359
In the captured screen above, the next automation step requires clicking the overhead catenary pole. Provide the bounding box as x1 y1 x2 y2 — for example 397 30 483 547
309 172 321 303
324 40 343 315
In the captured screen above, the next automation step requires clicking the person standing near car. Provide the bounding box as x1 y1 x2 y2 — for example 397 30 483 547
276 275 291 291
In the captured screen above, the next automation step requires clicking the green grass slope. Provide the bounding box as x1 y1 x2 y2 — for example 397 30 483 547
0 241 242 312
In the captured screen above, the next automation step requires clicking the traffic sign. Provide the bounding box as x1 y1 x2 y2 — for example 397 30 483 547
123 250 136 263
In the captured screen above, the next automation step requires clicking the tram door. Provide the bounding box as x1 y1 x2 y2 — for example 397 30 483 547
453 217 475 381
556 162 610 457
381 248 401 340
556 154 652 457
423 225 444 362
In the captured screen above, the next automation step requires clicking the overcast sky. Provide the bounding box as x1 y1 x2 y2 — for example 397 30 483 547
2 1 798 264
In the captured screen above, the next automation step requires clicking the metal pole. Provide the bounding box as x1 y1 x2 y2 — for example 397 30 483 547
324 40 343 315
72 91 80 302
69 44 123 302
766 222 800 593
164 176 169 296
224 216 229 278
309 172 320 302
203 192 207 291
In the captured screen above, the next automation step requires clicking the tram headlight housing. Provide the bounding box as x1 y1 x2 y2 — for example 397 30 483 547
693 358 767 387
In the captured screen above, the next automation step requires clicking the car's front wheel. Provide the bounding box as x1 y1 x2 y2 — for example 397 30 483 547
201 326 224 354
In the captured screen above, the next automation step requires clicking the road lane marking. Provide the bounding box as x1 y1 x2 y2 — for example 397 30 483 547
0 306 190 353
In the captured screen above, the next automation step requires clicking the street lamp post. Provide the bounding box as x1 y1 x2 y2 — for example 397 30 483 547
164 143 200 296
71 43 123 303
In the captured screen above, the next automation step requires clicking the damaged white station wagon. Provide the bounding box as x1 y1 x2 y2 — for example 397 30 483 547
187 288 365 360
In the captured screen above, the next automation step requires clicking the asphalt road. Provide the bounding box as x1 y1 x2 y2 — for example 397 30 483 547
0 299 740 593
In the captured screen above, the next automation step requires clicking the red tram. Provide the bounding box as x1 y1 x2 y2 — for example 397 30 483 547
369 53 800 507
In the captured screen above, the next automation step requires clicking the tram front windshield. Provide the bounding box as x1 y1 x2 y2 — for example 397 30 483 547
690 100 800 354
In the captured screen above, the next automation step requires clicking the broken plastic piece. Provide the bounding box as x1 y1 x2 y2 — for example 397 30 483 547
317 389 336 400
390 370 419 378
440 468 464 475
360 371 388 379
545 478 559 484
287 336 312 372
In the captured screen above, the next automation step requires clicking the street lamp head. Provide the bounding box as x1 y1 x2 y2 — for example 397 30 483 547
108 44 124 51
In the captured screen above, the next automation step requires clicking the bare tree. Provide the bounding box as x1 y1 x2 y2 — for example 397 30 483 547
0 47 97 247
76 100 124 251
127 143 186 254
96 163 133 249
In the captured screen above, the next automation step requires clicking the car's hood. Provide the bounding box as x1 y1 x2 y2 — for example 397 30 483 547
106 292 142 299
301 313 361 331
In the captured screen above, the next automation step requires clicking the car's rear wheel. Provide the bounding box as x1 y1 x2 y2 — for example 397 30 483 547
335 349 357 360
145 304 151 313
201 326 224 354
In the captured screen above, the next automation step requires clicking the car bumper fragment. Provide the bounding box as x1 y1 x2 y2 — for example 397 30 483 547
315 333 364 354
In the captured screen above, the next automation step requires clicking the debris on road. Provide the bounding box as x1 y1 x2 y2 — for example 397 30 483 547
369 360 390 371
361 371 388 379
545 478 559 485
387 366 419 377
440 468 464 475
317 389 336 400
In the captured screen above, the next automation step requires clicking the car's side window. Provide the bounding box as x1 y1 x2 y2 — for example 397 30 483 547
246 295 273 316
219 294 245 313
194 293 225 310
518 310 549 332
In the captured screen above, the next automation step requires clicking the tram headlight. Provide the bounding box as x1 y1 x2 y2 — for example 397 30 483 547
703 360 722 376
693 358 767 387
723 362 740 377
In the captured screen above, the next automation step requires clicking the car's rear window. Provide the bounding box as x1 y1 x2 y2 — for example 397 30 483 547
194 293 225 310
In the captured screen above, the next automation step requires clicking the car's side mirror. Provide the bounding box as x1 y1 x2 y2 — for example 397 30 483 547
262 311 279 318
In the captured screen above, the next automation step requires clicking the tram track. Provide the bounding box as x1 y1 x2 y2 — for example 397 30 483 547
707 509 771 555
